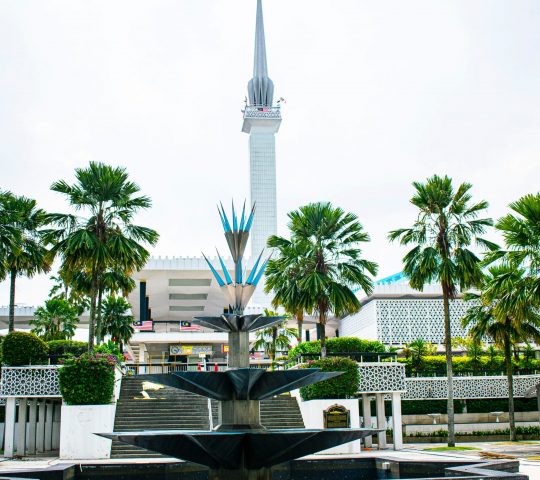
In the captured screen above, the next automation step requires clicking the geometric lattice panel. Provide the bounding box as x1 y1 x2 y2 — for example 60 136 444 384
403 374 540 400
376 298 474 344
358 363 406 393
0 366 62 398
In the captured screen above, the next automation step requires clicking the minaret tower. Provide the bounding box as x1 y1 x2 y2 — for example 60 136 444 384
242 0 281 258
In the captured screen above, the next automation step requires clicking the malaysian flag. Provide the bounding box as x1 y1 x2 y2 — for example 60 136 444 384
135 320 153 332
180 321 202 331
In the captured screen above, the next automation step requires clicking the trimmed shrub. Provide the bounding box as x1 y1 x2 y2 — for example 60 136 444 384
398 355 539 375
299 357 359 400
2 332 48 366
289 337 386 359
47 340 88 358
59 353 116 405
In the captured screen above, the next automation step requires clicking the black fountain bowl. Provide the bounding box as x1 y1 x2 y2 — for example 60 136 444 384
143 368 343 401
98 428 382 470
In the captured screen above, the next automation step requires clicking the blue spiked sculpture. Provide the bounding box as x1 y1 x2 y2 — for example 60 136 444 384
194 202 284 367
202 202 268 314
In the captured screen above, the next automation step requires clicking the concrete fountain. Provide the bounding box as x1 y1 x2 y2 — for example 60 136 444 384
101 202 379 480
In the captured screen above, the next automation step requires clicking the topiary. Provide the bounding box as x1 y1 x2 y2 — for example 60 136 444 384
47 340 88 358
299 357 360 401
2 331 48 366
58 353 116 405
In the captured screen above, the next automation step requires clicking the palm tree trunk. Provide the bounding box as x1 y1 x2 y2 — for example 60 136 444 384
271 327 277 371
504 333 516 441
319 311 327 358
8 269 16 332
88 271 98 352
297 310 304 344
442 286 455 447
96 285 103 344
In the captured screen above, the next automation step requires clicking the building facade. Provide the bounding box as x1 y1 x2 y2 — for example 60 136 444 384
339 274 473 345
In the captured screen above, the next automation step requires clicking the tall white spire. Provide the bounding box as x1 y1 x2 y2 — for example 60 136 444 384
242 0 281 266
247 0 274 107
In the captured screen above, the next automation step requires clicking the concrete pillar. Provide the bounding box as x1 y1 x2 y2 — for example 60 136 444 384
228 331 250 368
362 394 372 448
37 401 46 453
4 397 17 457
45 402 53 451
16 398 28 456
391 392 403 450
376 393 387 449
536 385 540 424
27 399 38 455
52 402 61 449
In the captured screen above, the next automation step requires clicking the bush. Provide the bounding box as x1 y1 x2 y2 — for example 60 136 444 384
47 340 88 358
299 357 360 400
289 337 386 359
94 340 124 364
59 353 116 405
398 354 538 375
2 332 48 366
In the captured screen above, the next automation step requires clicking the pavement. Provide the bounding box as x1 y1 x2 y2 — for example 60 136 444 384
1 443 540 479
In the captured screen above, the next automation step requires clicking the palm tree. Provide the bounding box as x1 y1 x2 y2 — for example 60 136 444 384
100 296 135 348
487 193 540 303
389 175 494 446
68 268 136 343
270 202 378 358
2 195 51 332
265 237 310 342
252 310 297 370
404 338 434 373
30 297 79 341
46 161 159 351
0 191 19 269
462 265 540 441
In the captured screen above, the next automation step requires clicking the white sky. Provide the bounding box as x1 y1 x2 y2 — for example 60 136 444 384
1 0 539 306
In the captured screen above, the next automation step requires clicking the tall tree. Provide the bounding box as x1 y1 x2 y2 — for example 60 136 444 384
270 202 377 358
252 309 297 370
1 195 51 332
46 161 158 351
0 191 19 271
100 295 135 348
462 265 540 441
30 297 79 341
265 238 310 343
388 175 494 446
487 193 540 302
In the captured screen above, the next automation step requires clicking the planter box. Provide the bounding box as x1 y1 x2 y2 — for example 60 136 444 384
59 404 116 459
296 398 361 454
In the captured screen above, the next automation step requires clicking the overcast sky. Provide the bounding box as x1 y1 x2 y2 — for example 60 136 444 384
1 0 539 306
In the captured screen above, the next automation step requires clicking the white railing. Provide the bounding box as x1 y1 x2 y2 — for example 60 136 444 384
243 106 281 119
357 362 407 393
404 374 540 400
0 366 62 398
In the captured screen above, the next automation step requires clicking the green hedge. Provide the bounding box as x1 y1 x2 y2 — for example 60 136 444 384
398 398 538 416
289 337 386 359
299 357 359 400
398 355 540 375
2 332 48 366
59 353 116 405
47 340 88 358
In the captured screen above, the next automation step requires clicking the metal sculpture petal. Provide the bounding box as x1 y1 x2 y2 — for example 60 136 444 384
143 369 341 401
204 201 270 313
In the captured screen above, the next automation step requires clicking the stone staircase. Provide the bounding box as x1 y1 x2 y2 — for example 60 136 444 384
111 376 305 458
111 376 210 458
